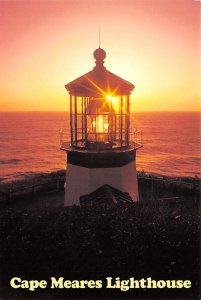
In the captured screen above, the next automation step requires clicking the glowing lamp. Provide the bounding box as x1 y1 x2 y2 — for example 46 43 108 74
85 97 115 147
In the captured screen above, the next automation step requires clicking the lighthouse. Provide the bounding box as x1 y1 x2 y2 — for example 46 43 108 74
61 47 142 206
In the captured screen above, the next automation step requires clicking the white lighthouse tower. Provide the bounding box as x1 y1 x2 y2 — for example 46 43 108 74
61 47 142 206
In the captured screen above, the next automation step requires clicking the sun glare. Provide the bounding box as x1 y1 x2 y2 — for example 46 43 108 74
107 95 112 101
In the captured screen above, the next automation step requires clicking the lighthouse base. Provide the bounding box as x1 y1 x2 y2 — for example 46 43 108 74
64 161 139 206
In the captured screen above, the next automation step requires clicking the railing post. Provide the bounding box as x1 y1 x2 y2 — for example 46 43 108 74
120 96 123 147
126 95 130 146
70 94 73 145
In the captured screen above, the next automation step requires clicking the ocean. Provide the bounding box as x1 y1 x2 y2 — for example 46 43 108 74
0 112 200 184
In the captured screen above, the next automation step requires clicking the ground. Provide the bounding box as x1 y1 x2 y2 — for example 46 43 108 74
0 177 200 300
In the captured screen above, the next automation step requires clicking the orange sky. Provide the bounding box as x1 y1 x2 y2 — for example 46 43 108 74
0 0 200 112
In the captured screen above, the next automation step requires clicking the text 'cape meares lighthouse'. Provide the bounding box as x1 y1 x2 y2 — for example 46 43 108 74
60 47 142 206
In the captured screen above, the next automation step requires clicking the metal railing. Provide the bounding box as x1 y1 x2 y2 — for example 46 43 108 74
131 128 142 149
0 178 65 204
60 128 142 150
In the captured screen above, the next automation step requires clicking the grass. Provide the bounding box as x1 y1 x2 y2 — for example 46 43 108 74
0 179 200 299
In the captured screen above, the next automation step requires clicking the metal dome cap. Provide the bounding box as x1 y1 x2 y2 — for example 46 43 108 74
93 48 106 61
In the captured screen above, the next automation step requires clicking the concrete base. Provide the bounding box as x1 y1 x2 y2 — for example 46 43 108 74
64 161 139 206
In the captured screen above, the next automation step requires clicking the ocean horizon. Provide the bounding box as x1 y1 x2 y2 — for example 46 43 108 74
0 111 200 185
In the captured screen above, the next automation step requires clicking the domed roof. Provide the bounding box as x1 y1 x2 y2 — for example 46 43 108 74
93 48 106 61
65 48 135 96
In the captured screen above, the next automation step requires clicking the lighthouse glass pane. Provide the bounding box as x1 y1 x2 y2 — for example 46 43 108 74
110 97 119 114
77 114 83 142
76 97 83 114
86 114 109 141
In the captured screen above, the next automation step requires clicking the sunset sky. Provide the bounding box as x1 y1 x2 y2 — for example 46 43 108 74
0 0 200 112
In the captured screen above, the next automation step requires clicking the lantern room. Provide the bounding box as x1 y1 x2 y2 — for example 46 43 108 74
65 48 135 150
